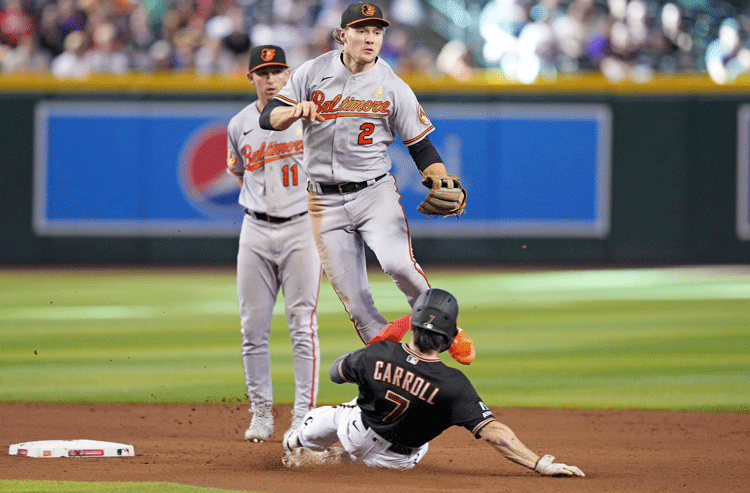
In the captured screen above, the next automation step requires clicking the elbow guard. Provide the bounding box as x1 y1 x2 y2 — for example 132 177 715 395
408 136 443 172
259 99 289 130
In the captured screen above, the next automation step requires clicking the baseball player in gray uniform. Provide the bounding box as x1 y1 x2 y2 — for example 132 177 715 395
259 3 474 364
227 45 323 443
282 288 586 477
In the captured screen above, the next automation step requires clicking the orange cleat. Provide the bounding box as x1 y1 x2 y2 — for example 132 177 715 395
367 315 411 344
448 326 475 365
369 316 476 365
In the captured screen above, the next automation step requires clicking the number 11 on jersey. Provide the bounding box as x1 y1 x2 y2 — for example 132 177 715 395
282 164 299 187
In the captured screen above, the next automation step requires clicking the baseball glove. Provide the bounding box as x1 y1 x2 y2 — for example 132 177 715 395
417 174 467 218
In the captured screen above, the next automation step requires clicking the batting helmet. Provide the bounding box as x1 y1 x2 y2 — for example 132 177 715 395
411 289 458 352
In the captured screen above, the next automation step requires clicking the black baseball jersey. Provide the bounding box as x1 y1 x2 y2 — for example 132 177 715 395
336 341 495 448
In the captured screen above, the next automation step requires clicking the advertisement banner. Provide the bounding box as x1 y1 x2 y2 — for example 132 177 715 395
34 101 610 238
34 102 241 237
392 103 611 238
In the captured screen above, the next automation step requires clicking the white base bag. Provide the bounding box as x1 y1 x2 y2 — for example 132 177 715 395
9 439 134 458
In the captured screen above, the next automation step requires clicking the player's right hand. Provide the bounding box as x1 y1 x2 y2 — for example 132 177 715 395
534 455 585 477
294 101 325 123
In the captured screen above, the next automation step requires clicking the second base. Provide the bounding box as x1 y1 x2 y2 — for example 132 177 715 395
8 439 134 458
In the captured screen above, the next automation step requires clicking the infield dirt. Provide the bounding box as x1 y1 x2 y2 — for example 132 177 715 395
1 403 747 493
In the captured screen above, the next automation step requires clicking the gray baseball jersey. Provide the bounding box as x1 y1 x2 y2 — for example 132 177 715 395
274 50 435 183
227 102 307 217
268 50 435 343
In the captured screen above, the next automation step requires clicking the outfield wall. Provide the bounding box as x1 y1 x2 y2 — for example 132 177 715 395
3 73 750 266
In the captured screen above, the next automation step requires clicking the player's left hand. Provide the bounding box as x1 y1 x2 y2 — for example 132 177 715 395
534 455 586 477
417 174 467 218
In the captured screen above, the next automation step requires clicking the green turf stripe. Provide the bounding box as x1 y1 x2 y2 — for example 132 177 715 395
1 268 748 410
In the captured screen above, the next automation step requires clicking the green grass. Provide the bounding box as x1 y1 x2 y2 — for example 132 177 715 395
2 267 749 493
1 267 749 410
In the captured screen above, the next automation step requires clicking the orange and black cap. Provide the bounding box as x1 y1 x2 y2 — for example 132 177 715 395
340 3 390 28
248 45 288 73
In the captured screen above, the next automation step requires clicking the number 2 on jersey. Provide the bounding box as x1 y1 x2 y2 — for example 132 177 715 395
383 390 410 423
358 123 375 145
282 164 298 187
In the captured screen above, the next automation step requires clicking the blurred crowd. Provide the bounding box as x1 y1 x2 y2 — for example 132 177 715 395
474 0 750 83
1 0 749 83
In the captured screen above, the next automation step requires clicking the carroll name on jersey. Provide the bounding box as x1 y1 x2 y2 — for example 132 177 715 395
372 360 440 404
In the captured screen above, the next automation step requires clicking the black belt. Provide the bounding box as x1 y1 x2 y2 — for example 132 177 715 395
245 209 308 224
361 419 415 455
308 174 386 195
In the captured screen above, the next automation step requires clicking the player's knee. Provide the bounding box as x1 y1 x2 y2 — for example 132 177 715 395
379 258 415 278
286 310 318 335
240 327 271 348
380 261 427 291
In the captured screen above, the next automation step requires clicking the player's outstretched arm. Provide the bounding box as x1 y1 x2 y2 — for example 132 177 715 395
269 102 324 130
478 421 585 477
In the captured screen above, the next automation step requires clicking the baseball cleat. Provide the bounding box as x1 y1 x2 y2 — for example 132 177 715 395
367 315 411 344
244 407 274 442
448 327 476 365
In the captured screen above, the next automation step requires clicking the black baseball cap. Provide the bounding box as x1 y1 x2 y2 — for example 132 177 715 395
248 45 288 73
340 3 390 28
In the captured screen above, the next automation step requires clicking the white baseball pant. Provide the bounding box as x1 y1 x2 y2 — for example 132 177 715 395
237 212 322 417
296 398 429 469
